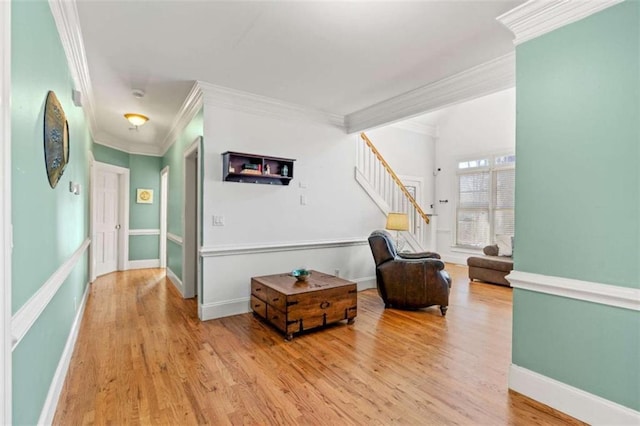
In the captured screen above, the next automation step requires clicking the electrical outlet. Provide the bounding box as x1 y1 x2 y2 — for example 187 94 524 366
299 181 307 189
334 269 340 277
300 195 307 206
213 215 225 226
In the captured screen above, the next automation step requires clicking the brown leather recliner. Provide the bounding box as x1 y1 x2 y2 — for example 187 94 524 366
367 230 451 315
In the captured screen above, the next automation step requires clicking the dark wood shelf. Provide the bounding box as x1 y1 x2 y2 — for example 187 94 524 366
222 151 295 186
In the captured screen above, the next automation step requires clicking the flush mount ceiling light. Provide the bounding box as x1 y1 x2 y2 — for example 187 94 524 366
124 113 149 127
132 89 145 99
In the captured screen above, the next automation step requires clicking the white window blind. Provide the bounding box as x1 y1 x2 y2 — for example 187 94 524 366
494 168 515 236
455 155 515 248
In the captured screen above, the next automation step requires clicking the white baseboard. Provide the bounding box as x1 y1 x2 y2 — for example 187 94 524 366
200 276 376 321
509 364 640 425
200 298 250 321
38 282 90 426
353 276 376 291
127 259 160 270
440 254 468 266
166 267 183 295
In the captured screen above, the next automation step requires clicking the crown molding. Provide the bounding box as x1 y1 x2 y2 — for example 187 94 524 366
390 120 439 138
93 136 162 157
345 53 515 134
198 81 345 130
159 82 204 156
497 0 624 45
49 0 202 159
48 0 98 139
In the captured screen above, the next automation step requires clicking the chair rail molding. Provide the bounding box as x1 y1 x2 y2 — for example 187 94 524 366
11 238 91 350
129 228 160 236
167 232 183 246
198 81 344 130
507 270 640 311
497 0 624 45
345 53 515 134
199 237 368 257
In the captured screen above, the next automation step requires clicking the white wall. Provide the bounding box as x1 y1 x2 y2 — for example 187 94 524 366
366 126 436 213
196 88 515 319
431 88 516 264
200 105 384 319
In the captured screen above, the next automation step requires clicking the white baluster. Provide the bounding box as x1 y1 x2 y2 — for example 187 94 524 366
373 160 378 192
369 151 376 182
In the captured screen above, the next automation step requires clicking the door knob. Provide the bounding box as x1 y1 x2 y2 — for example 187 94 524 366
115 224 121 229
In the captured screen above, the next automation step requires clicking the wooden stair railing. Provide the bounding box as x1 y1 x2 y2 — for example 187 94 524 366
358 132 430 225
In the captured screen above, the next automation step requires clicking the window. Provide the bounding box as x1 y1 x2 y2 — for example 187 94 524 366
455 154 515 248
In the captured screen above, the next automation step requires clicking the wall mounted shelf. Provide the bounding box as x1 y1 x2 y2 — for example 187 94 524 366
222 151 295 186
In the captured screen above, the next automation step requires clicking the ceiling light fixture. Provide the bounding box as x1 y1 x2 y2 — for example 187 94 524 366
124 113 149 127
132 89 145 99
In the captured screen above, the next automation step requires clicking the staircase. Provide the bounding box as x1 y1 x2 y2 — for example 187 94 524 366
355 132 433 252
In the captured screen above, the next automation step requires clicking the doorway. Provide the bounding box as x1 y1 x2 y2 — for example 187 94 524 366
91 161 129 281
182 137 201 301
160 166 169 269
399 175 425 246
0 1 11 421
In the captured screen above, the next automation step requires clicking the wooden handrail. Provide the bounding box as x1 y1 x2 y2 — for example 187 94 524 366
360 132 430 224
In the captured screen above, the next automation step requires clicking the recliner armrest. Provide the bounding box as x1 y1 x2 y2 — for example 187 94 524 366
397 251 441 260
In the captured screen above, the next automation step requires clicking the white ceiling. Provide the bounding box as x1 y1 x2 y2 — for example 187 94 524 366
75 0 524 153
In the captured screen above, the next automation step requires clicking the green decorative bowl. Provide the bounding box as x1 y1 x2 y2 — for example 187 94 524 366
291 269 311 282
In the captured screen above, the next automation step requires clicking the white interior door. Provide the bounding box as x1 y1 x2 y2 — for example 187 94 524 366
160 166 168 269
183 142 198 299
400 177 424 246
95 169 119 276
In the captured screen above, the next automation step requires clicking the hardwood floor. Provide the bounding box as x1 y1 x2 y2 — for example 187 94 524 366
54 264 582 425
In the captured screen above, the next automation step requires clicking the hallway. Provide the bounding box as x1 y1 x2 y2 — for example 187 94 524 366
53 266 581 425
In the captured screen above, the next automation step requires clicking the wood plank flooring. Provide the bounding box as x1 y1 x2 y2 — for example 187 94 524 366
53 264 582 425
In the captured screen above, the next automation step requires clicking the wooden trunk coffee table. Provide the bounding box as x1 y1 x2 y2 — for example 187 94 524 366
251 270 357 340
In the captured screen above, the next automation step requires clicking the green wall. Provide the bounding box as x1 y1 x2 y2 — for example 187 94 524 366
92 142 129 168
129 235 160 261
93 145 162 261
129 154 161 260
514 1 639 411
11 0 92 423
130 154 161 229
162 109 203 277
